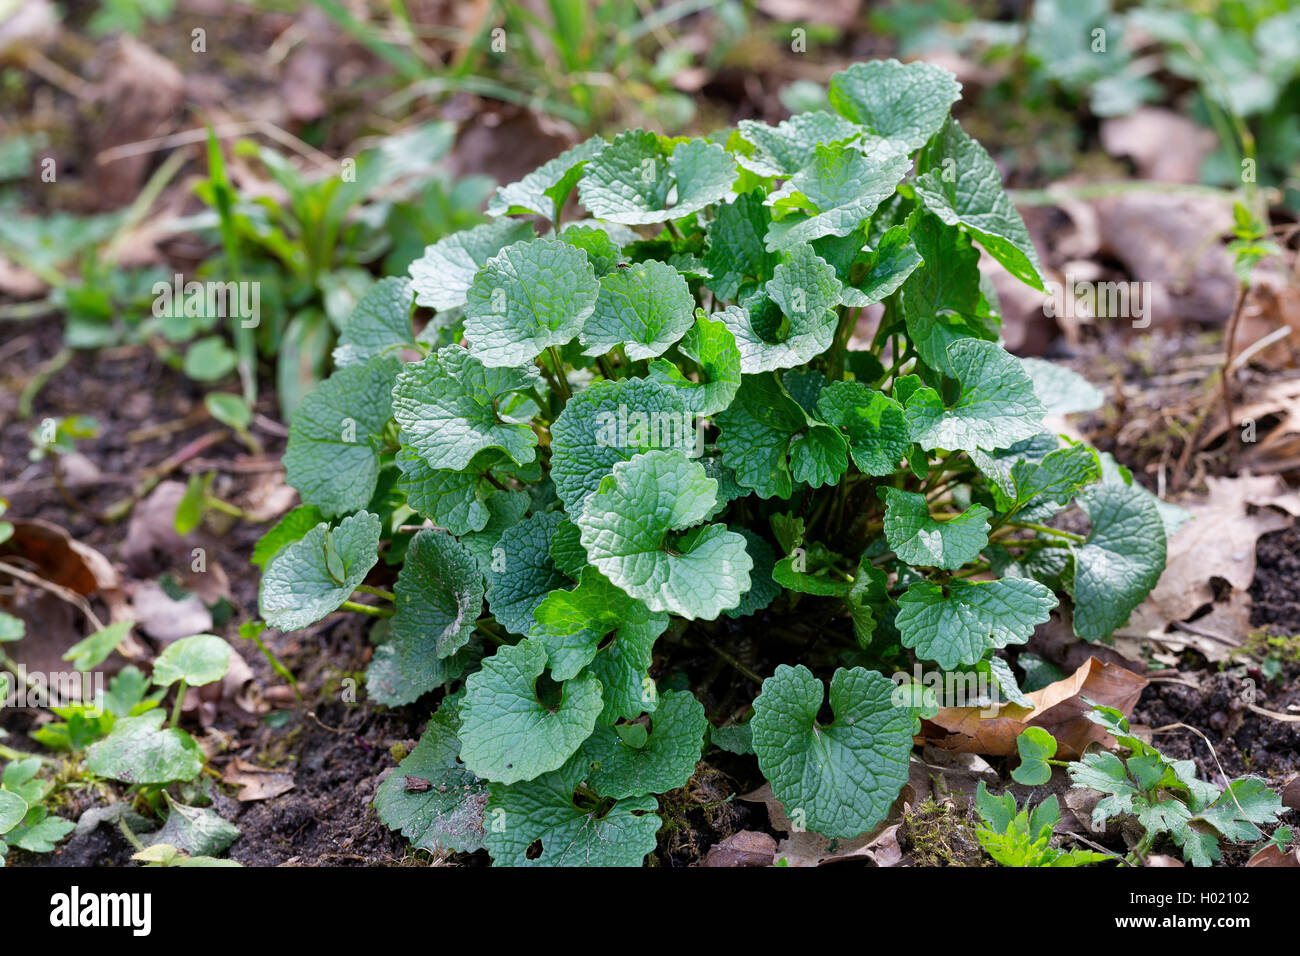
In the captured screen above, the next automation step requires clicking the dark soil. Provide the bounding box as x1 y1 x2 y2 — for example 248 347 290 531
1250 526 1300 635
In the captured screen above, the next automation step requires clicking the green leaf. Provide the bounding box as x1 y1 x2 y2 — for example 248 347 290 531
204 393 252 431
464 238 599 367
374 698 488 853
1070 483 1167 641
0 790 27 834
488 136 605 220
251 505 326 570
530 567 665 682
1020 358 1104 416
735 111 864 177
716 372 848 497
409 218 535 311
458 640 604 784
840 224 922 307
483 757 660 866
183 336 238 382
703 191 781 300
881 487 991 569
725 528 781 619
550 377 692 519
751 665 913 839
915 118 1045 289
150 796 239 857
86 711 204 784
396 448 508 536
0 611 24 642
815 381 910 476
392 345 542 472
1197 777 1286 843
1012 727 1058 786
828 58 962 151
899 211 995 376
8 810 75 853
722 244 842 372
62 621 132 671
647 309 742 416
559 225 624 276
368 530 484 705
283 356 400 517
578 131 736 225
895 578 1057 668
485 511 571 637
764 143 910 250
580 259 696 360
582 691 707 798
258 511 381 632
152 634 231 688
576 451 753 620
904 339 1047 452
1008 441 1101 509
332 276 415 367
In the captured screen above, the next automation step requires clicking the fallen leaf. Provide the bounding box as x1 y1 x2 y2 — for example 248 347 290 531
1100 108 1216 184
1145 855 1185 867
1245 845 1300 867
1120 474 1298 659
700 830 777 867
222 759 295 801
920 657 1149 759
129 579 213 644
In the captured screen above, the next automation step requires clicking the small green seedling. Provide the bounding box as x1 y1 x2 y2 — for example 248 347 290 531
974 782 1111 867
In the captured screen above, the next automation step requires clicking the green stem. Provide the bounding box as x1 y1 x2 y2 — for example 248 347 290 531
825 307 860 380
1003 522 1086 543
341 600 394 618
354 585 396 601
545 346 572 401
596 354 617 381
170 679 188 728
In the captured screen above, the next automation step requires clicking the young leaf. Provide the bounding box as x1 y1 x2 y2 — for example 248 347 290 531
62 621 132 671
580 259 696 360
751 665 913 839
735 111 864 178
827 58 962 151
152 634 231 688
881 487 992 569
392 345 542 472
647 310 742 416
840 224 922 307
764 143 910 251
703 191 781 301
895 578 1057 668
576 451 753 620
815 381 910 476
458 640 603 784
463 238 599 367
582 691 707 798
251 505 326 570
258 511 381 632
1012 727 1058 786
723 244 842 372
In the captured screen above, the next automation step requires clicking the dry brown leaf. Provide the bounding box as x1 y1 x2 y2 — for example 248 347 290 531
1246 845 1300 867
1100 108 1216 184
700 831 777 868
920 657 1148 759
1120 474 1298 658
1145 855 1185 867
739 777 913 867
222 759 295 801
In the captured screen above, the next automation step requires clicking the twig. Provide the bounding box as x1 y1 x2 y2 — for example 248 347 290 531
0 560 105 632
